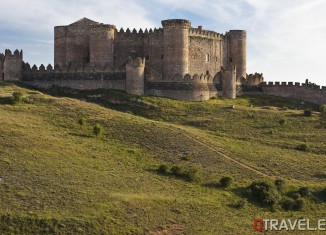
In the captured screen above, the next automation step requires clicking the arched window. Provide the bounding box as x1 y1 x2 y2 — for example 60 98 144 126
205 53 210 62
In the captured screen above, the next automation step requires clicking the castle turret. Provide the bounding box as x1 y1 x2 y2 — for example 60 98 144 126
0 53 4 81
3 49 23 81
226 30 246 80
222 65 237 99
55 18 100 68
162 19 191 78
126 57 145 95
89 24 116 69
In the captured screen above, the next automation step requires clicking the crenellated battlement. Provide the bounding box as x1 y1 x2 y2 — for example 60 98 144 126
161 19 191 28
116 27 163 37
146 73 215 84
261 81 326 105
22 62 125 74
4 49 23 58
262 81 326 90
189 28 223 39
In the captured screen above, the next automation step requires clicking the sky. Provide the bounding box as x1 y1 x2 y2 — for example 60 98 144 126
0 0 325 86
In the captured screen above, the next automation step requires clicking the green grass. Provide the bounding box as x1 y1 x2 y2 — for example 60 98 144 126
0 83 325 234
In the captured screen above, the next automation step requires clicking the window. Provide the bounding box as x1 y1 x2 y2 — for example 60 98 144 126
206 70 209 75
230 57 233 63
205 53 210 62
146 55 150 60
161 54 164 59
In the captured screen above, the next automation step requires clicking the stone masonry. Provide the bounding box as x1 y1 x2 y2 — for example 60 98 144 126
0 18 325 104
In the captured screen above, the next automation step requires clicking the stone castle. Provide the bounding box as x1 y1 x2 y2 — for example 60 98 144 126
0 18 325 104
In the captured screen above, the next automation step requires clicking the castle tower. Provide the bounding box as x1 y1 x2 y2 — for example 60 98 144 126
162 19 191 78
54 18 100 68
222 65 237 99
54 26 67 67
0 53 4 81
89 24 116 68
227 30 246 80
3 49 23 81
126 57 145 95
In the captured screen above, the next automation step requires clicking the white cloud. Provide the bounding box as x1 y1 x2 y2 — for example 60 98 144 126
0 0 155 32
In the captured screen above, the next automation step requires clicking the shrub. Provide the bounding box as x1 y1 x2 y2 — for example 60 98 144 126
247 181 281 206
296 143 309 152
171 165 182 176
298 187 310 197
78 117 86 126
291 192 301 200
157 164 168 174
93 124 102 136
279 118 287 125
12 92 23 104
220 176 233 188
279 196 295 211
293 199 305 211
274 179 285 192
232 198 247 209
320 105 326 113
181 155 192 161
304 109 312 117
184 168 201 183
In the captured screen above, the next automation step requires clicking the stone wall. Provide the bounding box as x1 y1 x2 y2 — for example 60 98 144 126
262 82 326 105
162 19 190 79
3 49 22 81
126 57 145 95
0 53 4 81
188 28 224 77
21 63 126 91
225 30 246 80
145 73 217 101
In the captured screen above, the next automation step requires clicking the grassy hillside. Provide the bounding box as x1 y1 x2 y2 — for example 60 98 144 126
0 83 325 234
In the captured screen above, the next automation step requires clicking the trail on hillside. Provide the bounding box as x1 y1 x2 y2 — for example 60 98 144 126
166 124 271 178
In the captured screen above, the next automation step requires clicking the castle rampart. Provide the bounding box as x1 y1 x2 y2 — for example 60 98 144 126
1 18 323 105
261 82 326 105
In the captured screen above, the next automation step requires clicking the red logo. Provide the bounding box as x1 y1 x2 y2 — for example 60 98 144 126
254 218 263 232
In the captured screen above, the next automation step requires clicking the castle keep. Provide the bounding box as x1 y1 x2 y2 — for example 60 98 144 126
0 18 325 104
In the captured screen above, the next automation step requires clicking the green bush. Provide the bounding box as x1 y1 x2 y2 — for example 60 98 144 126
280 196 295 211
78 117 86 126
181 155 192 161
247 181 281 206
93 124 102 136
157 164 168 174
291 192 301 200
298 187 310 197
171 165 182 176
320 105 326 113
274 179 285 192
232 199 247 209
304 109 312 117
296 143 309 152
293 199 305 211
220 176 233 188
279 118 287 125
12 92 23 104
184 168 201 183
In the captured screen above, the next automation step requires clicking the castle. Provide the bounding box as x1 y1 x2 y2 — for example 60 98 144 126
0 18 325 104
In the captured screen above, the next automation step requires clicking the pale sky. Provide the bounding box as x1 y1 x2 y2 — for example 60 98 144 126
0 0 325 86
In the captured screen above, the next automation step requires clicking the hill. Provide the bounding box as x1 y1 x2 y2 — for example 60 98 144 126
0 83 325 234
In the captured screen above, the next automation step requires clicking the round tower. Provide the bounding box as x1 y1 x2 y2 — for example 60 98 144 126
222 65 237 99
162 19 191 78
126 57 145 96
89 24 116 69
227 30 246 80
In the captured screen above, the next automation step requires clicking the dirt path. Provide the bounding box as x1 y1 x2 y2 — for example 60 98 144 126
167 124 271 178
